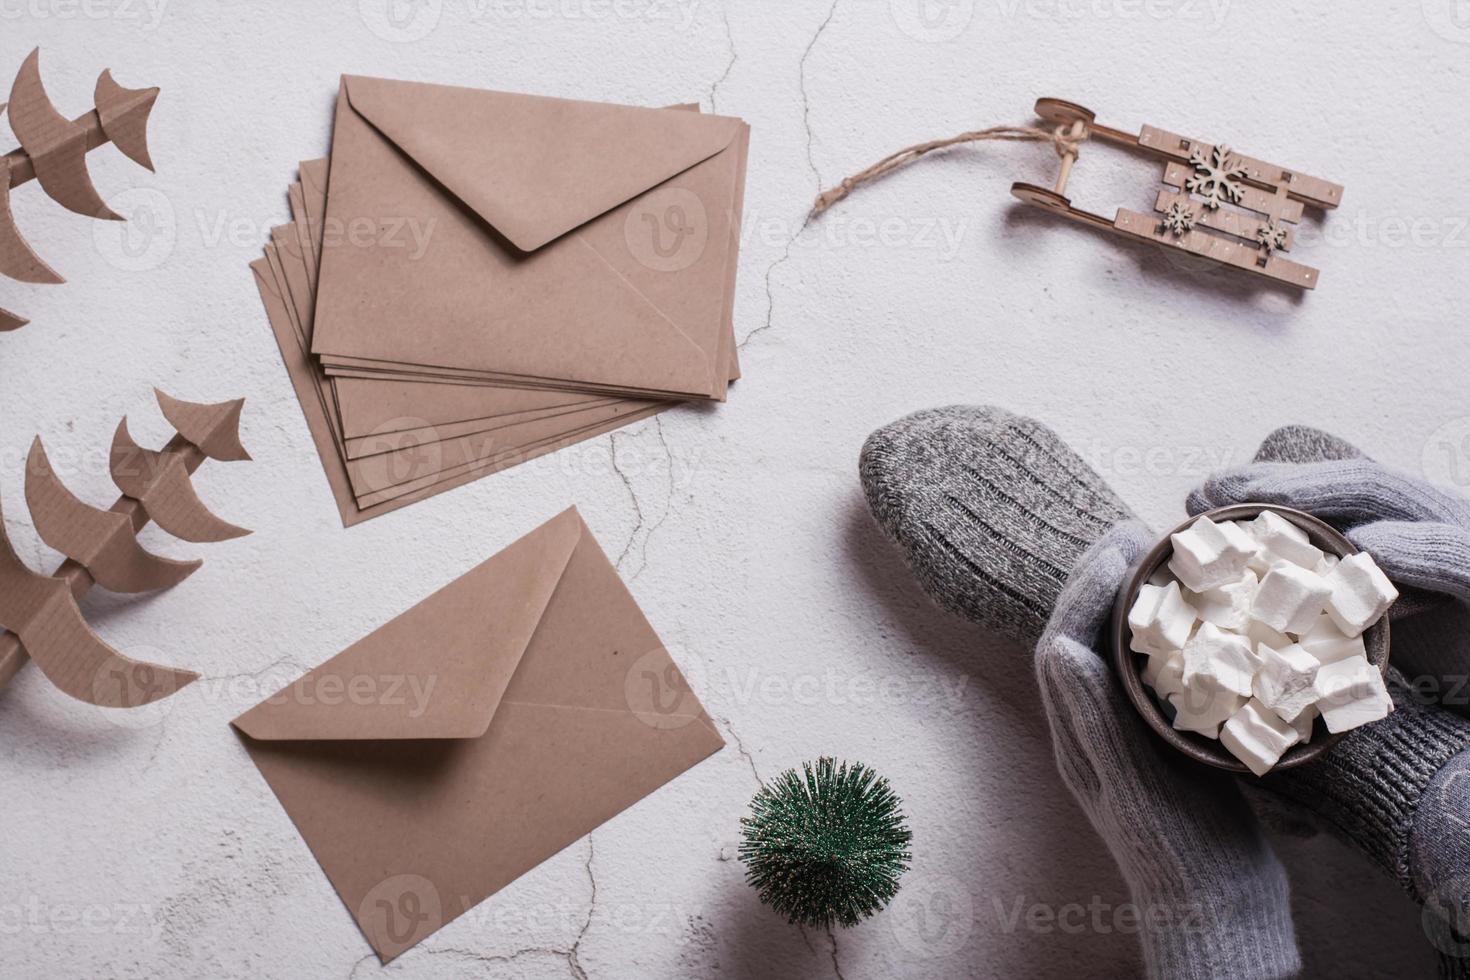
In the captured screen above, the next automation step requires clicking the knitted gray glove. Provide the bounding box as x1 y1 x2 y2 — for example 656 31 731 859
1038 518 1300 979
1191 427 1470 972
862 407 1300 979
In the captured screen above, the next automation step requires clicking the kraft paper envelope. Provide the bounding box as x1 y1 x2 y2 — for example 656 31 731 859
310 77 748 401
253 90 747 523
231 508 723 961
298 96 745 421
268 233 645 474
265 196 670 475
260 239 668 501
274 197 620 444
252 257 665 522
286 160 687 458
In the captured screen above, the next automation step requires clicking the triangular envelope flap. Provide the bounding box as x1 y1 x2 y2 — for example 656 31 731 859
231 508 584 741
498 511 710 726
342 75 740 252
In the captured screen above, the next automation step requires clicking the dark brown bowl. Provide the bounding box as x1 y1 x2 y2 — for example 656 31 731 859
1110 504 1391 774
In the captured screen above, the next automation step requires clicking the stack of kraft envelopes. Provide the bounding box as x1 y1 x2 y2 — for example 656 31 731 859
251 74 750 526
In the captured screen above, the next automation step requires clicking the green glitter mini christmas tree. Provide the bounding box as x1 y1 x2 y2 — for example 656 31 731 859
739 757 912 928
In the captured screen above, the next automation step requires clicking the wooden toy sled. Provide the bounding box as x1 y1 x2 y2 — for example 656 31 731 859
1011 98 1344 289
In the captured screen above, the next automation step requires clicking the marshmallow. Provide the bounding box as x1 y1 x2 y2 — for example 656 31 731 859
1170 688 1246 739
1316 553 1339 577
1290 703 1318 744
1248 510 1324 571
1323 552 1399 638
1169 516 1259 592
1221 698 1303 776
1314 657 1394 733
1246 618 1292 653
1251 562 1332 636
1252 642 1319 723
1142 650 1186 699
1128 581 1197 657
1298 613 1367 666
1182 622 1259 698
1191 570 1258 631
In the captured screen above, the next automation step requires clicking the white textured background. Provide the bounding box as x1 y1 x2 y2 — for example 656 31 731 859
2 2 1468 977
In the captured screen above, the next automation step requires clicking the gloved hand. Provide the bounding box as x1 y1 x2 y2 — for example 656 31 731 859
861 406 1301 979
1037 519 1301 979
1190 426 1470 711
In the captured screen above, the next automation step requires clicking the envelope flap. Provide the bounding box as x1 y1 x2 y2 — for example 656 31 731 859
342 75 740 252
231 508 583 741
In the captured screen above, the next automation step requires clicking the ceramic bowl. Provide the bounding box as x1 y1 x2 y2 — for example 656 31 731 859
1110 504 1391 774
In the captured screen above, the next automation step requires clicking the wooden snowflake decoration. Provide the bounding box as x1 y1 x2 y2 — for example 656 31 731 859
1160 201 1197 236
1256 220 1288 254
1186 144 1249 210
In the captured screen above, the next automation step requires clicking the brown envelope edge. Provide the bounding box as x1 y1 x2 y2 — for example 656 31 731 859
252 259 671 525
263 237 671 504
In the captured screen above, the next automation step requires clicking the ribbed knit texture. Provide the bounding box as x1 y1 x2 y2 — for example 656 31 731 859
860 405 1129 650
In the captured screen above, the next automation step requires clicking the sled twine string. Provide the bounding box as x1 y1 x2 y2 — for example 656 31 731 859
810 122 1087 217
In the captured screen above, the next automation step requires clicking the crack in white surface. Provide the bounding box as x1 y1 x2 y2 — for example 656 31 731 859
707 5 737 113
139 711 172 775
610 432 646 573
631 417 677 582
568 836 597 980
739 0 840 351
714 712 764 789
348 838 599 979
205 654 306 683
610 421 676 581
825 924 848 980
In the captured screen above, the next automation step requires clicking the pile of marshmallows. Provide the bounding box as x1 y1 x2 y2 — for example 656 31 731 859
1128 510 1398 776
